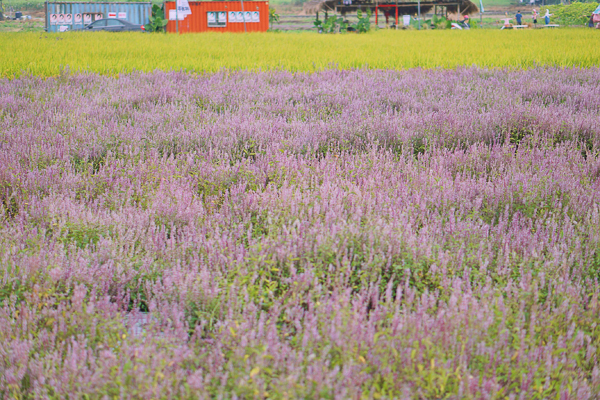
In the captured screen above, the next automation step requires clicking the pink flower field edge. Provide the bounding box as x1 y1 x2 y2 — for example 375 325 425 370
1 68 600 399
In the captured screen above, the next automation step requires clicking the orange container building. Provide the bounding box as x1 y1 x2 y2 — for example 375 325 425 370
164 1 269 33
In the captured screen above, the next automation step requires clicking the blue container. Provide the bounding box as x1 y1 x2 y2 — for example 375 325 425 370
45 2 152 32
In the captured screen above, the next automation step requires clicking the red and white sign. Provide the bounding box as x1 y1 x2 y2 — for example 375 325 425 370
118 12 126 19
108 12 117 18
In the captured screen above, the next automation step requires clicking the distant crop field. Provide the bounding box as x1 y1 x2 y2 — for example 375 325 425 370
1 29 599 78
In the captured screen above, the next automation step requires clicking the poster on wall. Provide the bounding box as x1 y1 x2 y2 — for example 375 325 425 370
57 14 65 23
65 14 73 24
228 11 236 22
108 12 117 18
118 12 126 19
169 9 188 20
251 11 259 22
236 11 243 22
207 11 226 27
74 13 82 23
50 14 58 24
83 13 92 24
59 25 69 32
244 11 251 22
95 13 103 21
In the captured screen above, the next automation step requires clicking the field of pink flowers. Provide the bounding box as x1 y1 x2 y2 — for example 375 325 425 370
1 68 600 398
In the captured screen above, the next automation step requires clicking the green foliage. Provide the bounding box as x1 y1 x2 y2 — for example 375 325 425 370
313 16 342 33
314 10 372 34
546 2 599 26
425 15 452 30
144 4 168 33
355 9 372 33
268 7 280 26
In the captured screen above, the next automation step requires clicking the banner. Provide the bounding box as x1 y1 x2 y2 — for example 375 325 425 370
176 0 192 18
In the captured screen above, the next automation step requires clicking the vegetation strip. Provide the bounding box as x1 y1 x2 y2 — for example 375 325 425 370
2 29 600 78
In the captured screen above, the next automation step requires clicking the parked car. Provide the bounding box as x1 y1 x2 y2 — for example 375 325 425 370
81 18 145 32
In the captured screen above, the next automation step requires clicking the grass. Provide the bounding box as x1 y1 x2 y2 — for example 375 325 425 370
1 28 599 78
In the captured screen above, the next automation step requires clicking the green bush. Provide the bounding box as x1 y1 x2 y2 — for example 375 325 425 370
545 2 599 26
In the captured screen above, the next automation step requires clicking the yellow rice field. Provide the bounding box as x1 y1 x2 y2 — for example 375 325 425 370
1 29 599 77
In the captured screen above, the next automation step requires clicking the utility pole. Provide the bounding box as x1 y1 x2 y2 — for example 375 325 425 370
418 0 421 29
241 0 247 32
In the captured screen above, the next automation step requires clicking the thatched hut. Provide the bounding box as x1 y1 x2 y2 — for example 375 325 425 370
304 0 479 19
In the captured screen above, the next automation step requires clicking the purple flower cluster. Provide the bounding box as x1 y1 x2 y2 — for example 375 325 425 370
1 68 600 398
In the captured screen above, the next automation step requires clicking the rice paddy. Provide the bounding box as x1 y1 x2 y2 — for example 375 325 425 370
2 29 600 78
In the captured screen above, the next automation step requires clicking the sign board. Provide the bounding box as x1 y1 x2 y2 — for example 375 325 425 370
118 12 127 19
169 9 188 20
59 25 69 32
74 13 82 23
57 13 65 23
206 11 226 27
251 11 259 22
108 12 117 18
95 13 103 20
83 13 92 23
65 13 73 24
50 14 58 24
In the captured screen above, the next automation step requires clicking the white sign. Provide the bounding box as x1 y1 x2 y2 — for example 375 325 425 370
236 11 243 22
59 25 69 32
169 9 188 20
74 13 82 23
228 11 236 22
65 13 72 24
57 14 65 23
118 12 126 19
50 14 58 25
108 12 117 18
83 13 92 24
95 13 103 20
251 11 259 22
176 0 192 17
402 15 410 26
244 11 251 22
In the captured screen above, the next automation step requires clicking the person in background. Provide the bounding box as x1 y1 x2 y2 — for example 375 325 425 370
460 14 470 28
532 9 538 27
544 9 552 25
515 10 522 25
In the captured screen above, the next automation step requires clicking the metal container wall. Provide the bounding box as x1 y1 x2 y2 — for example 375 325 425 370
45 2 152 32
165 1 269 33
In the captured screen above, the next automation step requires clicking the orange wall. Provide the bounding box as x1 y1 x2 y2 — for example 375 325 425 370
165 1 269 33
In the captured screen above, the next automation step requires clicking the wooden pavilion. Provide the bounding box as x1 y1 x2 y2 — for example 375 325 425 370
304 0 479 27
